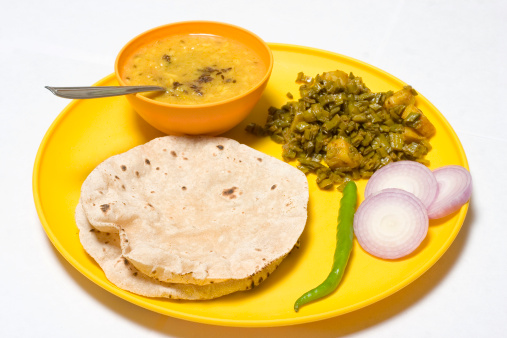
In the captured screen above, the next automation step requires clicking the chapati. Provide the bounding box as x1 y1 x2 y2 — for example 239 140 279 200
79 136 308 286
76 203 284 300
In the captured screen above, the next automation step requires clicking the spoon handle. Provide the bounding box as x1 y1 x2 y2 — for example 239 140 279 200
45 86 166 99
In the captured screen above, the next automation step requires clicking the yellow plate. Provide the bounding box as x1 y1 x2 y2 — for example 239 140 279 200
33 43 469 327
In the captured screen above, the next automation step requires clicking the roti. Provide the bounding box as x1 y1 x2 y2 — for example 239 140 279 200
76 203 284 300
79 136 309 286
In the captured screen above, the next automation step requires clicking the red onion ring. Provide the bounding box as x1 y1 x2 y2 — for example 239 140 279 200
353 188 429 259
364 161 438 209
427 165 472 219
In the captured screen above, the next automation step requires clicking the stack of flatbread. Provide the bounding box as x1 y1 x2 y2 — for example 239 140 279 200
76 136 309 300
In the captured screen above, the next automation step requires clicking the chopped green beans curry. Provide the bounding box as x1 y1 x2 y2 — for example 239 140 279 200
246 70 435 190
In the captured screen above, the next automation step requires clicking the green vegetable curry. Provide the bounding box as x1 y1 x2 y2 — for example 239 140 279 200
246 70 435 190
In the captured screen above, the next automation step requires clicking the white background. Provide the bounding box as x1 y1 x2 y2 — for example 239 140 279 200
2 0 506 337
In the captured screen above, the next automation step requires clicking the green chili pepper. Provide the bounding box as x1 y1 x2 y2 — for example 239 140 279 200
294 180 357 312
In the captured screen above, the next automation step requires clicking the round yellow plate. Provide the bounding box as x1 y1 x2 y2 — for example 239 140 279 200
33 43 469 327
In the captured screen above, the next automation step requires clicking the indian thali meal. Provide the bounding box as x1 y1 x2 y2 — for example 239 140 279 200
122 34 266 105
76 42 472 311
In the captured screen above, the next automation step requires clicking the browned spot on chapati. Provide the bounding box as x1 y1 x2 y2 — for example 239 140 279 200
100 204 110 213
121 165 127 171
222 186 238 199
145 159 151 165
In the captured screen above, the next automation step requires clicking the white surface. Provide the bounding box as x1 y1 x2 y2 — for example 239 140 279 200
2 0 506 336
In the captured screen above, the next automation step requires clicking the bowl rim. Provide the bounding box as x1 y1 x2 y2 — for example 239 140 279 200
114 20 274 109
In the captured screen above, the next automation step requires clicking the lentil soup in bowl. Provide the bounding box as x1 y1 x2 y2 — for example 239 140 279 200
115 21 273 135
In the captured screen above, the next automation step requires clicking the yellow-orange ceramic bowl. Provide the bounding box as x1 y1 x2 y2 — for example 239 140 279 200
115 21 273 136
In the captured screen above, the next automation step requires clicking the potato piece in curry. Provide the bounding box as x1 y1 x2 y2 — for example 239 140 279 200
325 138 363 170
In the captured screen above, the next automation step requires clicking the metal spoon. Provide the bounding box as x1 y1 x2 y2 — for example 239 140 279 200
45 85 166 99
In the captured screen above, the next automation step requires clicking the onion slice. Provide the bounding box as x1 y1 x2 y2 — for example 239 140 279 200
427 165 472 219
364 161 438 209
353 188 429 259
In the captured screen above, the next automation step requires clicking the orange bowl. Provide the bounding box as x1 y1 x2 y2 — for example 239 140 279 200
115 21 273 136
